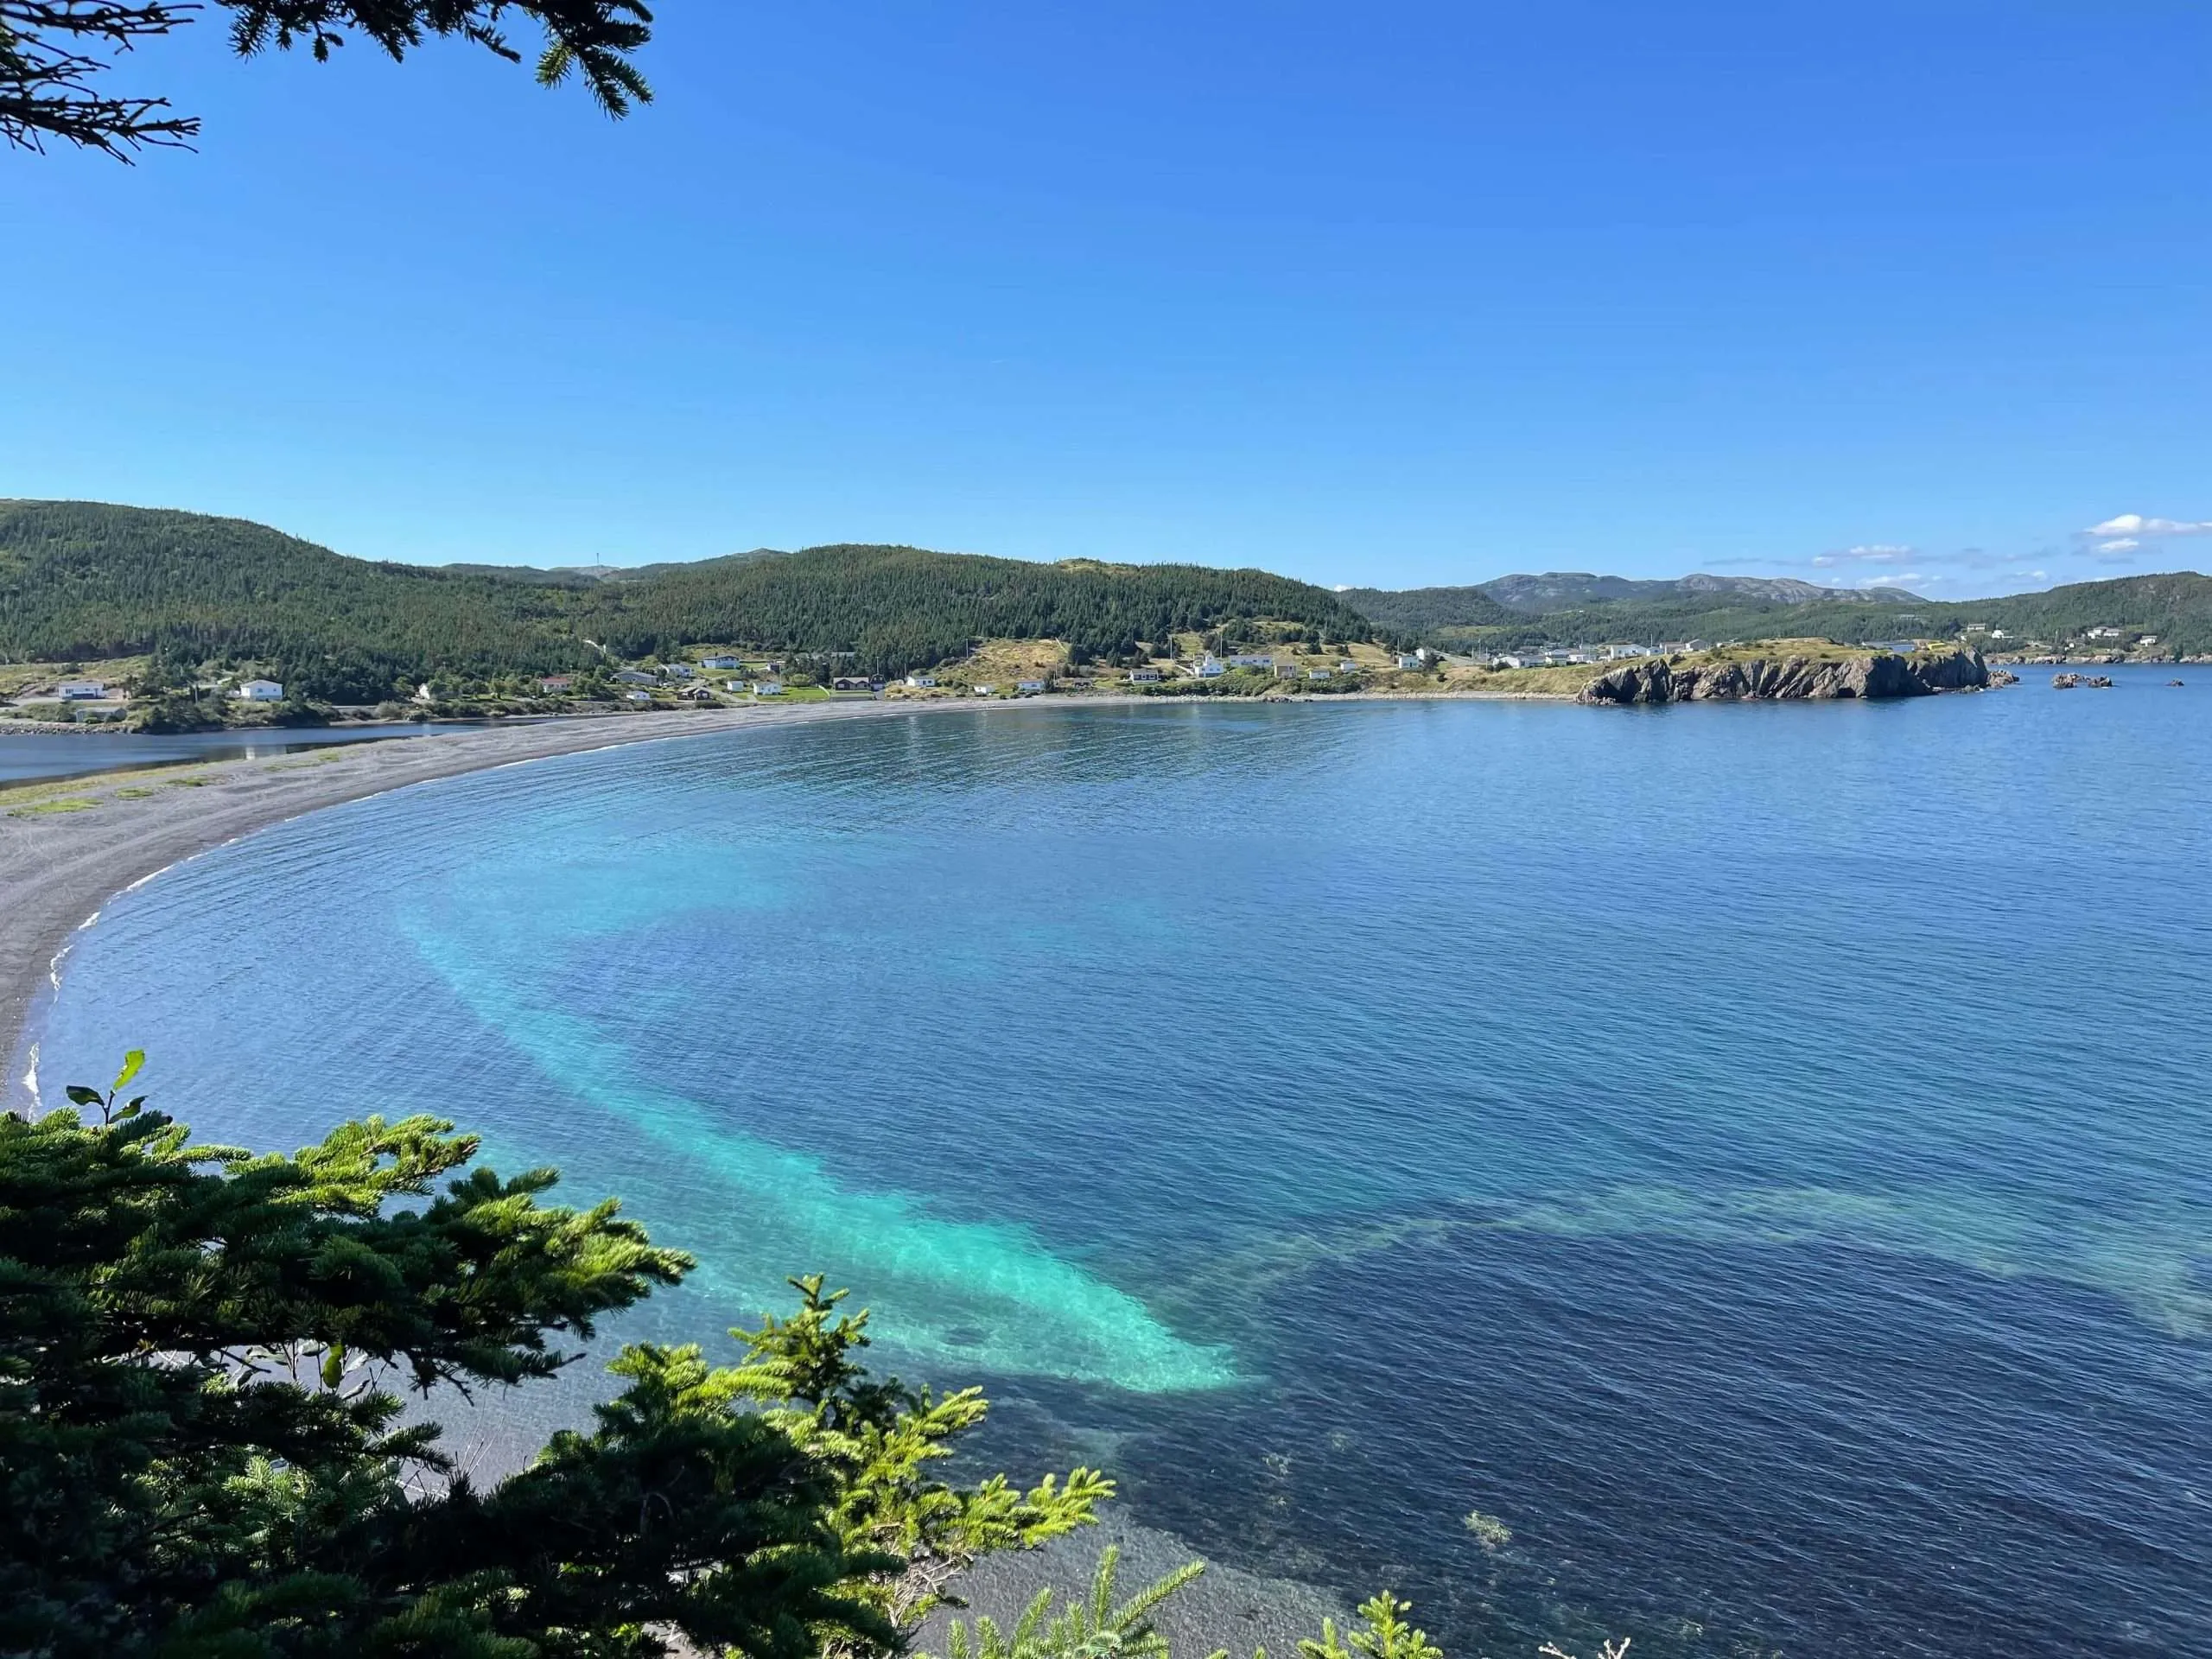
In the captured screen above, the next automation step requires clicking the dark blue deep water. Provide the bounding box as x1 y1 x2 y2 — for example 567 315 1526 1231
25 680 2212 1657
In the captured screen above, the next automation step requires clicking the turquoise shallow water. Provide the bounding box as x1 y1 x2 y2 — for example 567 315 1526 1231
26 678 2212 1656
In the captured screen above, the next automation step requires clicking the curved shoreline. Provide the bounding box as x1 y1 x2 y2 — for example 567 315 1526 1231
0 698 1067 1109
1 689 1591 1109
1 696 1364 1646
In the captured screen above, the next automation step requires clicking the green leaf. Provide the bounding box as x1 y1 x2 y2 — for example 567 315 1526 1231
113 1048 145 1091
65 1084 104 1107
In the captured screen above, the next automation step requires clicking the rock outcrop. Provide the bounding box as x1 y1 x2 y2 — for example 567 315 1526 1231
1579 648 1988 705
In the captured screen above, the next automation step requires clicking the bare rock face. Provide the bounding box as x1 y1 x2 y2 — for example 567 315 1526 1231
1580 660 1675 703
1580 648 1987 705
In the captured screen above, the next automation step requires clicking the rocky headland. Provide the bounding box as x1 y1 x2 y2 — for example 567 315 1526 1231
1579 646 1989 705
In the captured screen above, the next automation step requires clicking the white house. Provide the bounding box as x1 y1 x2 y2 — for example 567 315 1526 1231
56 680 107 700
1396 654 1424 671
662 663 695 679
1338 659 1359 672
1129 667 1162 683
625 690 652 703
756 681 786 696
2139 634 2160 646
237 679 284 702
971 683 996 696
1015 679 1047 695
906 674 938 688
1195 656 1226 678
1306 667 1332 681
1226 653 1274 669
701 654 741 670
538 675 575 693
2086 626 2123 640
613 669 656 685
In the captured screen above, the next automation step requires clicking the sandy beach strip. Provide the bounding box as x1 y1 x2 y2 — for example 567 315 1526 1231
0 699 1035 1090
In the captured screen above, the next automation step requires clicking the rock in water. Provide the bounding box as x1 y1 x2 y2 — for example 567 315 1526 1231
1578 660 1675 703
1580 648 1987 705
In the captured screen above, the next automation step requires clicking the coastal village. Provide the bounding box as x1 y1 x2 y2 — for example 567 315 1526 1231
0 621 2190 730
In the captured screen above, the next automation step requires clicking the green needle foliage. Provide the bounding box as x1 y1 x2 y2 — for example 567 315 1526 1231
0 1060 1102 1659
931 1547 1201 1659
1296 1596 1444 1659
2 1 654 159
721 1276 1115 1631
0 1055 1627 1659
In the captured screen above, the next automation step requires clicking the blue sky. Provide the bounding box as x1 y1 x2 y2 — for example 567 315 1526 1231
3 1 2209 595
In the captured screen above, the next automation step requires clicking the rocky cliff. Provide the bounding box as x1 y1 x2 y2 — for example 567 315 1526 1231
1578 647 1988 705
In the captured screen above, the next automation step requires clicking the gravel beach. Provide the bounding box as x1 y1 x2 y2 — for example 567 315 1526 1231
0 700 1026 1103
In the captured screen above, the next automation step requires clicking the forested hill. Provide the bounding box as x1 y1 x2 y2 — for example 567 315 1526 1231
1353 568 2212 656
0 501 604 696
1336 583 1518 632
1345 572 1922 634
588 544 1372 670
0 501 1377 699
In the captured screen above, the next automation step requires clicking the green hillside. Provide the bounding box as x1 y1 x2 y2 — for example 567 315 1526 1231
588 543 1371 670
0 501 603 700
1357 572 2212 658
1337 583 1518 632
0 501 1378 700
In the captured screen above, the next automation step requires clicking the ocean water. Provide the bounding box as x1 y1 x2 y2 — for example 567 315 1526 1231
25 677 2212 1657
0 722 463 785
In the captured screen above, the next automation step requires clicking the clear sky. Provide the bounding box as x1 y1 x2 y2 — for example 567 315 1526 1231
4 2 2209 595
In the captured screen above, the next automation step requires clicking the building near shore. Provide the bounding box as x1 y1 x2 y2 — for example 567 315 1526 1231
236 679 284 702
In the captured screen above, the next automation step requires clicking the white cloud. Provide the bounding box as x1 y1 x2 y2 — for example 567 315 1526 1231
2082 513 2212 539
2094 537 2139 554
1812 543 1915 569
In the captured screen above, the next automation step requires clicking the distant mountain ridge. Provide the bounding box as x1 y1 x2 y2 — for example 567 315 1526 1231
1481 571 1924 611
1349 565 2212 657
1344 571 1923 632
